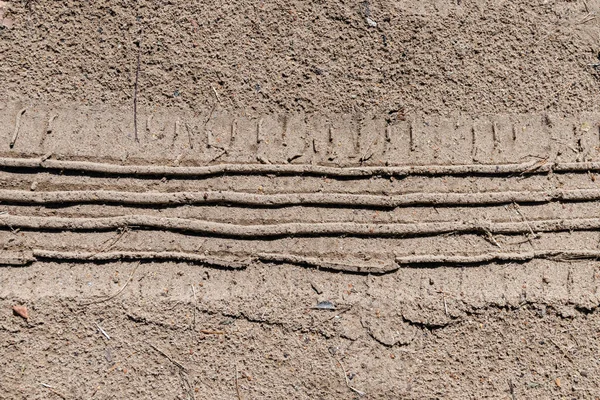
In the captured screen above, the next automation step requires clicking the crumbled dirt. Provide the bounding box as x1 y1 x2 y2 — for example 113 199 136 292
2 0 600 398
2 0 600 116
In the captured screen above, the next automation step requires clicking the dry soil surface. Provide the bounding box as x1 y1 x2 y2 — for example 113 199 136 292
2 0 600 399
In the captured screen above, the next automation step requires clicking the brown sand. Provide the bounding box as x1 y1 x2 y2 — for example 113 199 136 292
2 0 600 398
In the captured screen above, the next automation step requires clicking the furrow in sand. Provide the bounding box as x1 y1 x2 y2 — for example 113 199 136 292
3 188 600 207
4 214 600 237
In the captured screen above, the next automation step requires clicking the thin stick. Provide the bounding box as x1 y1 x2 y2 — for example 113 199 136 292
191 284 197 330
512 202 537 238
133 44 141 143
96 322 111 340
97 227 129 253
548 337 574 362
207 148 227 164
443 295 448 316
10 108 26 148
179 369 196 400
230 119 237 146
149 343 187 371
82 262 140 305
212 86 222 105
256 118 264 144
40 383 66 400
185 122 194 149
46 114 57 134
508 380 516 400
335 356 365 397
483 227 502 248
173 120 180 145
409 121 415 152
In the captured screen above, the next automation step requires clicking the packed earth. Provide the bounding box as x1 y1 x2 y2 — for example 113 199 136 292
2 0 600 398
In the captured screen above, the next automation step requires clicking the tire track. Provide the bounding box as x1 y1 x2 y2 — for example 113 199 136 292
396 250 600 265
256 252 397 274
3 188 600 207
32 250 248 269
0 156 584 178
4 213 600 238
0 249 396 274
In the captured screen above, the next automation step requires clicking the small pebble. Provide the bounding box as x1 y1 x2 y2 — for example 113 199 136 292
30 181 38 191
366 17 377 27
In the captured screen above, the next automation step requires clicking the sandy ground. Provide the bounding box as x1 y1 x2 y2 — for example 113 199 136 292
2 0 600 399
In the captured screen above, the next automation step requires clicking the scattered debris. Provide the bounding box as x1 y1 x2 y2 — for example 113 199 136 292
555 377 561 388
313 301 336 310
12 305 28 320
365 17 377 27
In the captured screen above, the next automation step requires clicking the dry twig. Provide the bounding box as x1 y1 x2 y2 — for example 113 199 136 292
149 343 187 371
133 38 142 142
335 356 365 397
82 262 140 305
10 108 26 148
